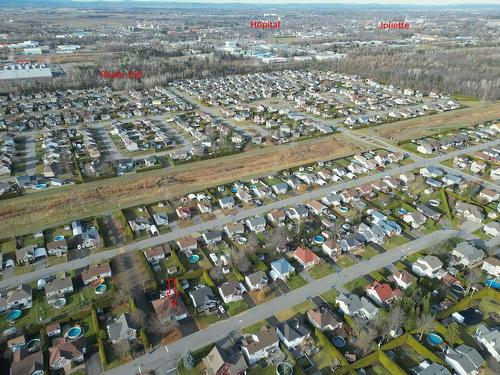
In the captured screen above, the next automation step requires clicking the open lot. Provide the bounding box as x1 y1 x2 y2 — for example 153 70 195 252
357 100 500 142
0 134 363 238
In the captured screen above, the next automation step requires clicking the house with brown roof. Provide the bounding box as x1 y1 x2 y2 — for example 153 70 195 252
143 244 171 265
176 236 198 252
81 263 112 285
47 239 68 257
306 200 327 215
388 270 417 290
10 349 44 375
241 326 279 365
293 246 320 269
49 336 86 373
151 292 189 322
218 281 247 304
267 209 286 226
175 206 191 220
46 322 61 337
202 345 248 375
322 239 341 260
307 307 343 332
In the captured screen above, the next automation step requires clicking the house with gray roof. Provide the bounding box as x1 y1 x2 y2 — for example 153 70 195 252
270 259 295 280
445 344 484 375
452 243 485 267
276 318 310 348
106 313 137 344
475 324 500 362
336 293 378 320
189 285 218 315
245 216 266 233
202 345 247 375
45 277 74 303
244 271 268 291
412 361 451 375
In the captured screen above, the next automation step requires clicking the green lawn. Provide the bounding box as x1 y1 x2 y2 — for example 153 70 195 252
287 274 308 290
343 277 369 294
195 313 222 329
336 254 357 268
369 271 385 282
320 289 340 307
225 300 249 317
242 320 267 334
308 262 334 280
248 365 276 375
359 246 380 259
384 236 409 250
275 300 315 322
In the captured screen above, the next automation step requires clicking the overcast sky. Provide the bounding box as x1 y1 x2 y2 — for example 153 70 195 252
125 0 499 3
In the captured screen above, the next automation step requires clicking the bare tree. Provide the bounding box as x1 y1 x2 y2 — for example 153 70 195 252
416 313 435 340
130 308 146 329
233 252 251 273
148 316 177 335
385 306 405 341
355 325 377 355
209 266 225 283
112 340 130 358
464 268 482 296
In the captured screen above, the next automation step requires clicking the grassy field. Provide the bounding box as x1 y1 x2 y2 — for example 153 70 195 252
275 300 315 321
308 261 334 279
0 134 364 238
356 100 500 142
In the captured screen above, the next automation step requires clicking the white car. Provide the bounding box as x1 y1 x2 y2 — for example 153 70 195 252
218 305 225 314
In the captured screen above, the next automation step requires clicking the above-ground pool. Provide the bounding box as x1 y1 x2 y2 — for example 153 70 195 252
6 310 22 322
65 326 83 340
250 185 257 190
313 235 325 244
428 199 441 207
486 279 500 290
238 236 247 244
26 338 41 352
398 208 408 215
427 333 444 346
54 235 65 241
188 255 200 264
95 284 107 294
35 183 47 190
231 187 238 193
53 298 67 309
332 336 346 348
276 362 294 375
339 206 349 213
181 280 190 289
450 283 465 296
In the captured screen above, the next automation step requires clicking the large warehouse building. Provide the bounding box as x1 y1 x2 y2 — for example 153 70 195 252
0 63 53 80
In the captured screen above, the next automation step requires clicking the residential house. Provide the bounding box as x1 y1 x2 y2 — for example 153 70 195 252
202 231 223 246
484 222 500 237
10 350 44 375
143 244 171 265
293 247 320 269
176 206 191 220
246 216 266 233
307 307 342 331
412 361 452 375
322 239 341 260
474 324 500 362
202 345 248 375
336 293 378 320
219 196 235 209
45 277 74 303
412 256 443 278
451 243 485 267
365 281 402 306
403 211 427 229
189 285 218 315
224 222 245 238
417 205 442 221
444 344 484 375
482 257 500 277
79 227 100 249
236 190 252 203
15 245 36 265
49 337 86 373
106 313 137 344
322 194 342 207
455 202 484 223
128 217 150 232
151 293 189 323
176 237 198 252
470 161 486 174
267 209 286 226
479 188 499 203
306 200 327 215
218 281 246 304
0 284 32 313
270 259 295 280
339 233 366 252
388 270 417 290
276 318 310 349
244 271 268 291
46 240 68 257
46 323 61 337
241 326 279 365
81 263 112 285
272 183 289 195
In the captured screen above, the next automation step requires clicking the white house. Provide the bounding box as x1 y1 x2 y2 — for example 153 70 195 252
218 281 246 304
276 319 310 348
412 255 443 278
482 257 500 277
484 222 500 237
241 326 279 365
245 271 268 291
444 345 484 375
475 324 500 362
451 243 485 267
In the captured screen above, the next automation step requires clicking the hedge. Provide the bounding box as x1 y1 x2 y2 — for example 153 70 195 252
171 249 186 274
203 270 215 288
98 338 108 367
139 253 158 291
440 189 453 221
233 268 244 282
91 307 99 332
140 328 150 350
379 351 406 375
436 288 498 319
129 297 137 310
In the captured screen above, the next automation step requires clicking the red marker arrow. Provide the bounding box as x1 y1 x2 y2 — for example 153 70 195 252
166 278 179 307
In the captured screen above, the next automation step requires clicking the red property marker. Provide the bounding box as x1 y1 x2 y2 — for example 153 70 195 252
166 278 180 307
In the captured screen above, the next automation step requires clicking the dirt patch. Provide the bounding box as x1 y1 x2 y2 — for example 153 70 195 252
357 101 500 142
0 134 363 238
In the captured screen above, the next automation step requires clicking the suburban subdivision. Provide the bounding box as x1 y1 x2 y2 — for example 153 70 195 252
1 2 499 375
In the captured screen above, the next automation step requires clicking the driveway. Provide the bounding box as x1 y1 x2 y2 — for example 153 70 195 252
299 270 314 283
368 242 386 253
179 317 199 337
242 292 256 308
85 350 103 375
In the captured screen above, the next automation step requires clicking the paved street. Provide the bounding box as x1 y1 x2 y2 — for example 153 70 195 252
1 137 498 291
105 227 471 375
